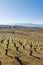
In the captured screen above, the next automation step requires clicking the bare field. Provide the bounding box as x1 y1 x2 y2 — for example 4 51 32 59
0 27 43 65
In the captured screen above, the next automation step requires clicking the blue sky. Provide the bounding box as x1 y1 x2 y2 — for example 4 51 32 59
0 0 43 25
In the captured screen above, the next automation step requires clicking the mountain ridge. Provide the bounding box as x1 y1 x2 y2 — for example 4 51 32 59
0 23 43 28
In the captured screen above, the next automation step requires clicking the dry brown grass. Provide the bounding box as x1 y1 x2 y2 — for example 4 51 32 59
0 27 43 65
